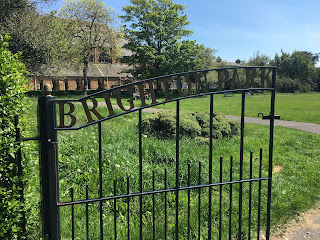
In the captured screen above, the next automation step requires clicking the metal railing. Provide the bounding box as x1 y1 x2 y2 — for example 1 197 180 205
38 66 276 239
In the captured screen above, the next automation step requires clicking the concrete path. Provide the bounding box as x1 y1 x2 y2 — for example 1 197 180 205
225 115 320 135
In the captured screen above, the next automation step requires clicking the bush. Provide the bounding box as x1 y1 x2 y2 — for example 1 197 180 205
141 110 240 140
276 77 311 93
0 35 29 239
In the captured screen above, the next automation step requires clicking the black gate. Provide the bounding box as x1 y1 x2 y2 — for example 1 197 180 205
39 66 276 239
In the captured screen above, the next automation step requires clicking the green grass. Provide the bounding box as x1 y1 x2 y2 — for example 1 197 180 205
22 96 320 239
154 92 320 124
58 91 320 124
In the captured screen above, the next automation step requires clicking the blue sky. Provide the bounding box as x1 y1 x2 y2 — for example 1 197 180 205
43 0 320 63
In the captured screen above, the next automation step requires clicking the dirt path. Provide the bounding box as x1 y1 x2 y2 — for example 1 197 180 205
271 205 320 240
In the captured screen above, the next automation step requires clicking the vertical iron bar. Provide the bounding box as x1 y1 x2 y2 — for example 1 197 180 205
14 116 26 238
187 163 191 240
229 156 233 240
257 148 263 240
139 109 143 240
208 94 213 240
38 96 60 239
114 179 117 240
248 151 253 240
86 185 89 240
98 122 103 240
175 100 180 240
219 157 223 240
164 168 167 240
71 188 74 240
127 177 130 240
238 91 246 240
198 161 201 239
266 68 276 240
152 171 155 240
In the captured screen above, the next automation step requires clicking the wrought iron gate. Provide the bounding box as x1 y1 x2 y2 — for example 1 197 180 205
38 66 276 239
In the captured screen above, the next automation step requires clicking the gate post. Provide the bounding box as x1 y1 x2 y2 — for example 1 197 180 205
38 96 60 240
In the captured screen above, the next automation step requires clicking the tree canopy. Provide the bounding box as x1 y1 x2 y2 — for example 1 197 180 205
270 50 316 85
58 0 121 95
0 0 58 72
247 51 270 66
120 0 211 80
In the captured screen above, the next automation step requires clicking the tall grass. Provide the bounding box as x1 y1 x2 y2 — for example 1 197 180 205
21 96 320 239
54 105 320 239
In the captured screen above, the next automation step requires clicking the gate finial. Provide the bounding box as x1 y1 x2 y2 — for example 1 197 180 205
43 84 52 96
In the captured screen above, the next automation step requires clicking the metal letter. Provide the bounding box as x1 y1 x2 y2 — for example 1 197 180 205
183 75 193 96
260 68 272 88
81 98 103 124
176 76 186 97
160 77 172 100
245 69 258 88
57 102 76 128
115 89 134 111
231 69 240 90
101 92 115 117
218 70 229 90
194 73 209 94
137 83 147 107
148 81 158 104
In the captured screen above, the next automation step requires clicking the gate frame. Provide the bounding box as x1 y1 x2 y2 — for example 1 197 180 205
38 95 60 239
38 66 276 240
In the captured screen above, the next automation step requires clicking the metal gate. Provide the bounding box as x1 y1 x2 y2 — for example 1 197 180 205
38 66 276 239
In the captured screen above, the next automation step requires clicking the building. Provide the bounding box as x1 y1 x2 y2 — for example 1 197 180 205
29 39 134 91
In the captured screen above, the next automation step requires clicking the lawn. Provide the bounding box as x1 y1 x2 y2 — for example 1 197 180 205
152 92 320 124
60 91 320 124
21 95 320 239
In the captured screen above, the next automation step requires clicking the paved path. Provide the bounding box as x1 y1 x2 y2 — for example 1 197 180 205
80 101 320 134
225 115 320 135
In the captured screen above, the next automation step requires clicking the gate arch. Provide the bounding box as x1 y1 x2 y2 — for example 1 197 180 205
39 66 276 239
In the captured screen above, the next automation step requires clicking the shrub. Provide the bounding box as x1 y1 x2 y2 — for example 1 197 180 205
142 110 240 140
276 77 311 93
0 35 29 239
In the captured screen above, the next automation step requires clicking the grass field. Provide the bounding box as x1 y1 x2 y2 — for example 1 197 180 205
60 91 320 124
139 92 320 124
22 93 320 239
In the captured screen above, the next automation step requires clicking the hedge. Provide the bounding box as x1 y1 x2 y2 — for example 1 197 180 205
0 35 29 239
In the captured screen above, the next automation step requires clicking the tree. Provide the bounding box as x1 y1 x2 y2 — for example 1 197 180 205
120 0 209 80
247 51 270 66
59 0 121 95
0 1 58 72
303 51 320 65
271 50 316 85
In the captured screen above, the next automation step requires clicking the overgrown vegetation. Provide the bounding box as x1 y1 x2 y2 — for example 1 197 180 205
141 110 240 140
0 35 29 239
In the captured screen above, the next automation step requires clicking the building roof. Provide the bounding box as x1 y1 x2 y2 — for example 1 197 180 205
41 63 133 78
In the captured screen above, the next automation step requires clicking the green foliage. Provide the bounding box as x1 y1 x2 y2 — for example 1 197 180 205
120 0 211 79
0 1 60 72
58 0 121 95
276 77 311 93
270 50 316 88
247 51 271 66
0 35 29 239
141 110 240 140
